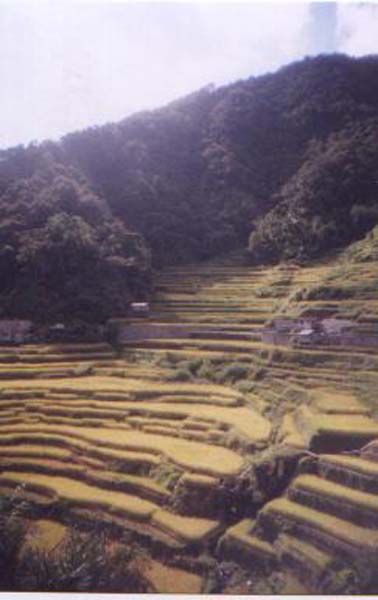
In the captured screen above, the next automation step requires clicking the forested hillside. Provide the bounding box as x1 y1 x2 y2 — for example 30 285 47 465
0 154 151 322
1 53 378 322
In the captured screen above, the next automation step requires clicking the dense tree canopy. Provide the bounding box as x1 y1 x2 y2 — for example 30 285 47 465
57 54 378 265
1 54 378 321
0 154 150 322
249 118 378 262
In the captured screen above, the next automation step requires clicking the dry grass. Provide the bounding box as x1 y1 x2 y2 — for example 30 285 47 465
21 519 68 555
0 375 242 399
292 474 378 513
31 398 271 444
1 471 157 521
180 472 218 488
0 444 72 460
276 533 333 570
262 497 378 548
219 518 275 561
312 389 370 415
0 432 161 471
319 454 378 477
3 254 378 571
151 509 219 543
142 559 202 593
279 413 308 450
308 410 378 437
0 424 244 476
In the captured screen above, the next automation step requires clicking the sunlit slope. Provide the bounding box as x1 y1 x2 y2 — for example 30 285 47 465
0 346 270 551
218 449 378 593
1 239 378 587
121 250 378 438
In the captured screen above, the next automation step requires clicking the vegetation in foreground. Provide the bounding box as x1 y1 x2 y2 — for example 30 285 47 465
0 494 150 592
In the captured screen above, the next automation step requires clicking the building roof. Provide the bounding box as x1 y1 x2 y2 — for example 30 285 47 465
297 328 314 336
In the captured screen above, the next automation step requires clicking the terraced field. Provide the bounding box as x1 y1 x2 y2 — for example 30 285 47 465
2 252 378 592
218 450 378 593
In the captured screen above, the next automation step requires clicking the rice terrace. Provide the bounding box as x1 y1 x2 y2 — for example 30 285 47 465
1 242 378 593
1 15 378 593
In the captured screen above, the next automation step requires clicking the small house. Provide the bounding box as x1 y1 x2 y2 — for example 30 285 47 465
296 328 315 341
291 326 323 346
0 320 33 344
129 302 150 318
50 323 65 332
47 323 66 341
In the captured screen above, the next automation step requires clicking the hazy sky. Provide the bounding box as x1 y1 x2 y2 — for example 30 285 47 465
0 1 377 149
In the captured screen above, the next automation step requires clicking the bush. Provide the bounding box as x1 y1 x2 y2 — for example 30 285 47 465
0 495 29 590
168 368 192 382
221 363 248 382
237 380 256 393
164 352 181 366
0 491 150 593
186 358 204 375
176 358 203 376
16 527 150 592
197 360 215 381
305 285 353 300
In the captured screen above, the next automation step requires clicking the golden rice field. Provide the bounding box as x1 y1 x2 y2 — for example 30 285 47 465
2 254 378 593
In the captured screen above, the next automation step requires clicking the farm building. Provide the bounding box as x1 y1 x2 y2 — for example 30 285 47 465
0 320 33 344
262 316 378 348
129 302 150 317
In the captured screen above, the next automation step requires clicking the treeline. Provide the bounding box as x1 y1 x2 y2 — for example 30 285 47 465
1 54 378 321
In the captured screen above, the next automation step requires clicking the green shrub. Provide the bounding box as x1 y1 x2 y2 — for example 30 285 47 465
165 352 181 366
221 363 248 382
237 380 256 393
252 367 268 381
186 358 204 375
168 368 192 382
176 358 203 376
304 286 353 300
197 360 215 380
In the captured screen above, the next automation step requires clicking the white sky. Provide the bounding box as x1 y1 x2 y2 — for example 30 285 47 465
0 1 377 149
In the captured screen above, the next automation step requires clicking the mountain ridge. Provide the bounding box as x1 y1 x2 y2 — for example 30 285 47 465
1 53 378 321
